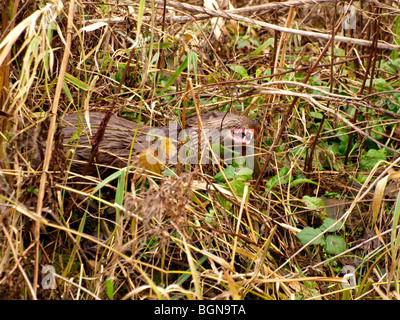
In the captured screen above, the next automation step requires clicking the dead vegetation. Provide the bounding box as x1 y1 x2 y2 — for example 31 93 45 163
1 0 400 300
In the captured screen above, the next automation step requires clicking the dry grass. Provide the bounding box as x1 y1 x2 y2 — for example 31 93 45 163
1 0 400 300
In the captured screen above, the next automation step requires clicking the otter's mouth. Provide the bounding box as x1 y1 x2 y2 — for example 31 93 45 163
230 128 255 145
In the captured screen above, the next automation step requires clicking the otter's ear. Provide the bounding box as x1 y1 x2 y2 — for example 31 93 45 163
209 111 220 119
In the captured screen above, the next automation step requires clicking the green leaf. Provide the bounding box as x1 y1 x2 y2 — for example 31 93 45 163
289 178 319 188
115 168 125 218
359 149 387 170
236 167 253 176
371 125 384 141
302 195 327 219
229 65 249 79
105 278 114 300
27 186 38 195
247 38 274 57
205 209 215 224
175 255 208 286
92 168 125 194
161 55 188 93
236 167 253 181
64 72 90 90
135 0 146 42
162 168 177 177
188 51 198 81
390 187 400 254
264 167 289 194
224 165 236 179
325 235 347 255
62 81 73 103
217 194 232 210
297 227 325 246
236 38 249 50
214 165 235 182
115 65 126 82
230 179 245 197
320 218 343 232
214 172 224 182
303 195 326 210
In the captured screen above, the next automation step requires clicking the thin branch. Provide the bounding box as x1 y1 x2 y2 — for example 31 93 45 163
83 0 400 50
34 0 75 295
149 0 400 51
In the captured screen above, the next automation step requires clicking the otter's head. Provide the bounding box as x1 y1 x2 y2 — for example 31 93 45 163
185 111 261 146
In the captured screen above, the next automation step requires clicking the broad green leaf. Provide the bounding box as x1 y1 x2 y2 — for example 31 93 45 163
320 218 343 232
325 235 347 255
236 167 253 181
230 179 245 197
224 165 236 179
214 165 235 182
297 227 325 246
302 195 327 219
236 167 253 176
229 65 249 78
214 171 224 182
360 149 386 171
162 168 177 177
303 195 326 210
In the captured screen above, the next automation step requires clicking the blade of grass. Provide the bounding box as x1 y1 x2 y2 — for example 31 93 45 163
135 0 146 45
182 233 202 299
393 16 399 61
160 54 188 94
390 187 400 291
231 184 249 270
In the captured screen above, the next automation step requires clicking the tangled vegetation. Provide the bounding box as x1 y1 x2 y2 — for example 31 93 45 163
1 0 400 300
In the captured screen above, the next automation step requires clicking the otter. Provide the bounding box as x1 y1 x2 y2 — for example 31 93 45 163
18 111 261 178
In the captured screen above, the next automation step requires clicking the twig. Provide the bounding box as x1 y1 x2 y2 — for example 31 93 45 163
304 0 337 174
254 87 400 155
270 154 400 278
83 42 136 175
34 0 75 295
148 0 400 51
254 8 348 190
344 14 380 165
84 0 400 50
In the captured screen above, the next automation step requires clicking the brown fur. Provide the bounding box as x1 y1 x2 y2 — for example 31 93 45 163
15 111 260 176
